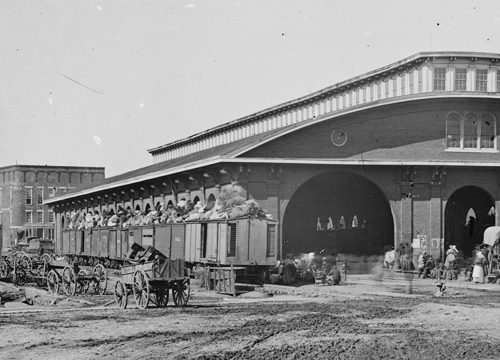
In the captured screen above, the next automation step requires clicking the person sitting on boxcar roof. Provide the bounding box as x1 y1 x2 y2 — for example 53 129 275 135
107 213 118 227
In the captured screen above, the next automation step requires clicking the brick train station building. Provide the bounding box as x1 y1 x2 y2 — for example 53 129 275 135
0 165 105 253
46 51 500 266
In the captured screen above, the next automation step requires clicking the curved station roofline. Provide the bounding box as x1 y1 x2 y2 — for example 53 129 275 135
147 51 500 156
45 51 500 205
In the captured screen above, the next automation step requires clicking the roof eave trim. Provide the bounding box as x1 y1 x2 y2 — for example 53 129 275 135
44 156 224 205
222 157 500 167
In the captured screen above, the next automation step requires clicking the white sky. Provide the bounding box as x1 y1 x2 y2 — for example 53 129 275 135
1 0 498 177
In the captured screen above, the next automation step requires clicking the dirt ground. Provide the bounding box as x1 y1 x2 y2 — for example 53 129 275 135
1 274 500 360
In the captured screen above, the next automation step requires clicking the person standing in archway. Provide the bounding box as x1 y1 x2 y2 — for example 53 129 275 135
472 248 486 283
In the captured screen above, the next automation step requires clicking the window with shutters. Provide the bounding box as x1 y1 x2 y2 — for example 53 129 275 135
266 224 276 257
227 223 236 257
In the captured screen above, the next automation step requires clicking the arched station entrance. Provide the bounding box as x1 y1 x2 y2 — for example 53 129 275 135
282 171 394 257
445 186 495 256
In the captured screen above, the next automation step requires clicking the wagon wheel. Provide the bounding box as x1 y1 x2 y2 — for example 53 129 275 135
92 264 107 295
132 270 150 309
47 270 60 295
154 289 169 308
13 267 27 286
76 270 90 294
62 266 76 296
172 280 190 307
35 264 47 287
0 260 8 278
114 281 128 309
18 254 32 271
41 253 52 266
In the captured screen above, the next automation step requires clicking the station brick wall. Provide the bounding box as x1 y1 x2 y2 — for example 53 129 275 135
243 98 500 164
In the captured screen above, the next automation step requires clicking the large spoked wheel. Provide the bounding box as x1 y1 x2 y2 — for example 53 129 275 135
114 281 128 309
18 253 32 271
93 264 107 295
40 253 52 266
76 270 90 294
132 270 150 309
47 270 59 295
62 266 76 296
0 260 8 278
172 279 190 307
13 267 27 286
155 289 169 308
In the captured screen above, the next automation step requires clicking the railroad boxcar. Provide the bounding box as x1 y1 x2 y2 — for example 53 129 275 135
184 218 278 266
58 218 279 272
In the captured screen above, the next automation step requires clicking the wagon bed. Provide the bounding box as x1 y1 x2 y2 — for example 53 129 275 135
114 244 190 309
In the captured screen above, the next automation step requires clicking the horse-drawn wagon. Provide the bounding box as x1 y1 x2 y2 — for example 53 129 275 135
114 243 190 309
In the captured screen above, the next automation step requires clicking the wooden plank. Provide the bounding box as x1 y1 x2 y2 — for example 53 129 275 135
171 225 185 260
218 223 227 264
155 226 171 259
249 219 267 263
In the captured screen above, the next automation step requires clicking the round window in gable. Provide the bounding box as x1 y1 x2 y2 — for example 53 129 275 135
331 128 348 147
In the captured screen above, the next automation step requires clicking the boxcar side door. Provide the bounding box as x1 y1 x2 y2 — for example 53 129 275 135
249 219 267 263
170 224 185 261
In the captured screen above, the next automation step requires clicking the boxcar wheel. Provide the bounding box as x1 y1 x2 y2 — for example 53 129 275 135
172 280 190 307
114 281 128 309
132 270 150 309
47 270 59 295
92 264 107 295
62 266 76 296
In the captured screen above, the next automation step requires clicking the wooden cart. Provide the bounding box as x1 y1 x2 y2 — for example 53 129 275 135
114 253 190 310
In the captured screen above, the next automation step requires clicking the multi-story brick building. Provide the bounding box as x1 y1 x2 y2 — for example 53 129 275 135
0 165 104 253
46 51 500 268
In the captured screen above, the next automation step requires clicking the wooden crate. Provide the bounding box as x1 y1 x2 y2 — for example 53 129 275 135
204 265 245 297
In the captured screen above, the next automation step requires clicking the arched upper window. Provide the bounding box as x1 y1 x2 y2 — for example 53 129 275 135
446 112 461 148
446 111 496 151
463 112 479 148
206 194 216 210
481 112 496 149
193 196 200 205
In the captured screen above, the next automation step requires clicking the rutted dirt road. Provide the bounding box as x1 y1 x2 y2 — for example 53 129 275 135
1 277 499 360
